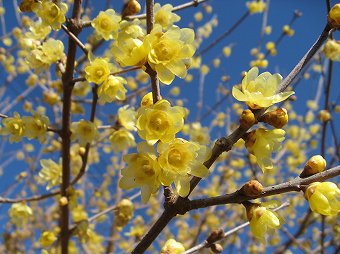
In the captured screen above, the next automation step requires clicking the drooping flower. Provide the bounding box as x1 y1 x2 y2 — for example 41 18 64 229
0 112 26 143
38 159 62 190
324 39 340 62
40 231 57 248
157 138 211 197
71 120 98 147
232 67 294 109
245 128 285 172
154 3 181 29
85 58 112 85
23 112 49 143
305 182 340 216
8 202 33 227
246 202 283 243
41 38 65 64
143 24 196 84
91 9 121 40
119 142 161 203
32 0 68 30
109 128 136 153
117 105 137 131
97 76 127 104
136 99 186 144
114 199 134 228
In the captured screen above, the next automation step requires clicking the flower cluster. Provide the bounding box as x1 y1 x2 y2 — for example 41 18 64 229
0 112 49 143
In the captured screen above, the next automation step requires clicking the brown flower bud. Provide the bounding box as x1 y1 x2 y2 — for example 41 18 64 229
260 108 288 128
239 109 256 128
241 180 263 197
122 0 141 18
206 229 224 244
300 155 326 178
211 243 223 253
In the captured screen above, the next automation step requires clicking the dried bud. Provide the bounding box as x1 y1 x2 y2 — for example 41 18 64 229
260 108 288 128
206 229 224 244
59 196 68 206
241 180 263 197
300 155 326 178
328 4 340 29
239 109 256 128
210 243 223 253
318 110 331 122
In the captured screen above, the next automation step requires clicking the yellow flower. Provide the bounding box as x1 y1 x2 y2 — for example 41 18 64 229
158 138 211 197
136 99 185 144
40 231 57 247
0 112 25 143
328 3 340 28
324 39 340 62
41 38 65 64
305 182 340 216
71 120 98 147
26 20 51 40
247 203 283 242
91 9 121 40
32 0 68 30
109 128 136 153
154 3 181 29
22 112 49 143
144 24 196 85
26 49 50 73
119 142 161 203
115 199 134 228
245 128 285 172
39 159 62 190
8 202 33 227
98 76 127 104
118 105 137 131
85 58 112 84
161 239 185 254
188 122 210 145
247 0 266 14
232 67 294 109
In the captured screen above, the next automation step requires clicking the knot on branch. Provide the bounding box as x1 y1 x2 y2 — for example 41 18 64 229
164 196 190 215
216 137 233 152
193 0 199 7
67 18 83 35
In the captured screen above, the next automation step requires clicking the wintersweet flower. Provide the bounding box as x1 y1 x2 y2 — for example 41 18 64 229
247 0 266 14
305 182 340 216
91 9 121 41
232 67 294 109
109 129 136 153
38 159 62 190
157 138 211 197
32 0 68 30
71 120 98 147
0 112 25 143
97 76 127 104
85 58 112 85
40 231 57 248
144 24 196 84
245 128 285 172
118 105 137 131
41 38 65 64
246 203 283 242
154 3 181 29
161 239 185 254
119 142 161 203
23 113 49 143
328 3 340 28
324 39 340 62
8 203 33 227
136 99 186 144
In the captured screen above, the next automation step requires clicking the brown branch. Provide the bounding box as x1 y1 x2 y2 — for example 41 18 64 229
60 1 83 253
131 22 333 253
62 24 88 56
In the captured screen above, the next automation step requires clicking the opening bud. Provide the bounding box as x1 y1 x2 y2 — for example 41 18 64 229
328 4 340 29
260 108 288 128
318 110 331 122
300 155 326 178
239 109 256 128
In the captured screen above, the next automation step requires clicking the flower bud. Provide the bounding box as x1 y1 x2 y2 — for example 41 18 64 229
260 108 288 128
241 180 263 197
211 243 223 253
122 0 141 18
300 155 326 178
239 109 256 128
328 4 340 29
318 109 331 122
59 196 68 206
206 228 224 244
